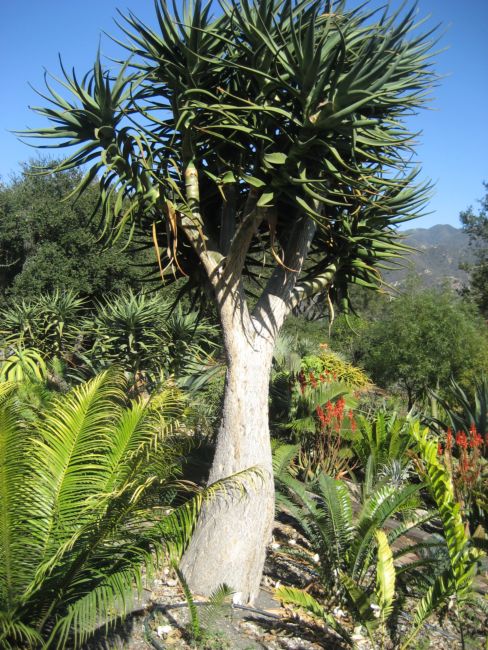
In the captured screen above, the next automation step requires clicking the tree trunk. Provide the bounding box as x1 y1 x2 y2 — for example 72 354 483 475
180 331 275 604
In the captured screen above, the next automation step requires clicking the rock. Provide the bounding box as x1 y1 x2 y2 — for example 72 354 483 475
156 624 172 637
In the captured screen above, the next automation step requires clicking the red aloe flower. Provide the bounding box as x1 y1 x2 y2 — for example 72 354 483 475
455 431 468 449
316 405 326 428
446 427 453 451
469 431 483 449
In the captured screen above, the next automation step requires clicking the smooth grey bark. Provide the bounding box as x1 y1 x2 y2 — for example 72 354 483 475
180 209 321 603
180 333 275 603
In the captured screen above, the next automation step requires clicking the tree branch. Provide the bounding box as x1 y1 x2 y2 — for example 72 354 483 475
222 190 263 282
251 215 317 342
289 264 338 310
179 162 223 281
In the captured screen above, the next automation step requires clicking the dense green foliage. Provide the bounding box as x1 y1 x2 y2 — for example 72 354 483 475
0 372 198 648
274 442 430 647
0 290 221 392
0 289 486 647
19 0 438 325
461 181 488 316
332 287 488 406
1 0 484 643
0 162 150 301
274 421 484 648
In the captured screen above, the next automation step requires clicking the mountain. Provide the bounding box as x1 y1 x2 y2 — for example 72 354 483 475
383 224 473 290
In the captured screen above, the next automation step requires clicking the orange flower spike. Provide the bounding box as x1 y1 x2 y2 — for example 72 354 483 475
456 431 468 449
446 427 453 451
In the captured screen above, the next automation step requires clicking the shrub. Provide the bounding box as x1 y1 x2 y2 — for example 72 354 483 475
0 372 206 648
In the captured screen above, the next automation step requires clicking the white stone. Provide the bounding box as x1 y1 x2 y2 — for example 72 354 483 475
157 625 172 637
232 592 243 605
332 607 346 618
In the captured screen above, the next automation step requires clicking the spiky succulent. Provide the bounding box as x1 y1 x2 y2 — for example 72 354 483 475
19 0 438 312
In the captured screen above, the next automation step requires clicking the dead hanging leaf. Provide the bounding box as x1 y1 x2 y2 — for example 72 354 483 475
267 209 299 273
165 200 188 277
327 289 335 336
152 221 166 283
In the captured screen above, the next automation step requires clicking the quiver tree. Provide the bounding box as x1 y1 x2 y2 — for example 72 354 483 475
20 0 438 602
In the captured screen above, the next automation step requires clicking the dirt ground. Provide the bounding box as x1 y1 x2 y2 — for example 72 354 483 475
88 517 487 649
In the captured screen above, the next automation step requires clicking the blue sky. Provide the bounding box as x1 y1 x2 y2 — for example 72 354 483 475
1 0 487 229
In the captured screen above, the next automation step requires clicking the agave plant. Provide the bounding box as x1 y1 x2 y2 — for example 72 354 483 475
0 290 86 358
162 305 221 380
0 371 239 649
0 345 47 382
84 290 170 382
0 298 39 347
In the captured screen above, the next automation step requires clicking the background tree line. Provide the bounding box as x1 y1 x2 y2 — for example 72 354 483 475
2 161 488 412
0 161 152 301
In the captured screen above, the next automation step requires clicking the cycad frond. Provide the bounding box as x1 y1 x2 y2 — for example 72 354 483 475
34 372 124 552
272 443 300 483
351 482 421 579
375 530 395 620
315 474 354 564
0 395 42 605
276 585 352 644
0 370 206 648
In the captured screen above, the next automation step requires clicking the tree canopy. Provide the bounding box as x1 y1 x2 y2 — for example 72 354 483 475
460 181 488 316
0 161 151 301
332 286 488 406
19 0 437 325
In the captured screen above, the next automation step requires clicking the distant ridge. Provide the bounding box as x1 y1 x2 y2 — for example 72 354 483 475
383 224 472 289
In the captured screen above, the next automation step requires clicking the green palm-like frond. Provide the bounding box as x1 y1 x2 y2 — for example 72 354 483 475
375 529 395 621
0 395 41 606
272 442 300 483
0 371 236 648
273 440 432 641
276 585 352 643
315 473 354 565
350 482 420 581
33 372 124 550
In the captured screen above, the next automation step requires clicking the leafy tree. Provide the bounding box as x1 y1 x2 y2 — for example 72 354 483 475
0 161 150 301
20 0 439 600
460 181 488 316
349 288 488 407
